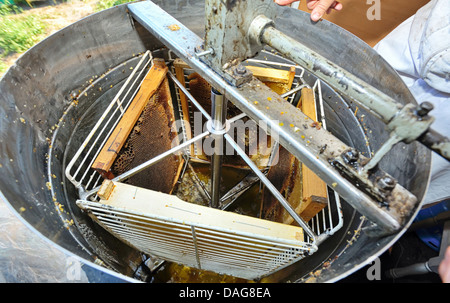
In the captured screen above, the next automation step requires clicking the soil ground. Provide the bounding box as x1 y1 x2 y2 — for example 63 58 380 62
1 0 102 77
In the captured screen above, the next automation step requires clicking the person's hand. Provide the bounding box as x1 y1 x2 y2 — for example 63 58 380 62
275 0 343 22
439 246 450 283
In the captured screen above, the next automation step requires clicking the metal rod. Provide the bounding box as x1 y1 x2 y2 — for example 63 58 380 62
258 21 400 124
167 71 211 121
210 88 227 208
83 131 210 198
114 131 210 182
191 226 202 269
224 133 317 243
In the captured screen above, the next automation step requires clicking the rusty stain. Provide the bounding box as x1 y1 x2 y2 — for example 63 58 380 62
310 121 322 130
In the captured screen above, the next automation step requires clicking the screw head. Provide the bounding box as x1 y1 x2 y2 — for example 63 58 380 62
234 64 247 75
416 102 434 117
342 148 359 164
377 176 396 191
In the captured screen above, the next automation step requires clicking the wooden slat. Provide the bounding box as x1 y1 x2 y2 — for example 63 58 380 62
92 59 168 176
247 65 297 96
298 87 328 220
246 65 292 83
173 58 194 156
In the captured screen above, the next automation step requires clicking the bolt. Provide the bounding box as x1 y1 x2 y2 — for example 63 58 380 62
195 47 214 58
377 176 396 191
342 148 359 164
234 64 247 75
416 101 434 117
212 6 218 14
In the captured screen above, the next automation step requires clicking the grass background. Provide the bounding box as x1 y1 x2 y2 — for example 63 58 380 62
0 0 130 76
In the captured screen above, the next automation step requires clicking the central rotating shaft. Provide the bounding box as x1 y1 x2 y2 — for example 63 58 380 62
210 88 227 208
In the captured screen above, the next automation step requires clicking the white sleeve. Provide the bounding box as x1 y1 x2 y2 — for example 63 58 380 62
374 0 450 93
411 0 450 94
374 0 450 205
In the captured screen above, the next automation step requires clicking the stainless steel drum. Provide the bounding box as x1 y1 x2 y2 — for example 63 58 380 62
0 1 431 282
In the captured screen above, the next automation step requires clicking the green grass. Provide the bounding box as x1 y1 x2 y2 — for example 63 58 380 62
95 0 129 12
0 59 7 74
0 4 47 57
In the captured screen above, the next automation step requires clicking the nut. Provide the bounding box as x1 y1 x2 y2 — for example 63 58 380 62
342 148 359 164
234 64 247 75
377 176 396 191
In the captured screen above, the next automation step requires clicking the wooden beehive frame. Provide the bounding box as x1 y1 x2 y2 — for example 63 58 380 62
172 59 296 166
78 180 312 280
92 58 169 178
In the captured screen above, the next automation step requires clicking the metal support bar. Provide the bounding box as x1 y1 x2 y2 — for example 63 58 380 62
191 226 202 269
256 20 399 123
220 172 261 211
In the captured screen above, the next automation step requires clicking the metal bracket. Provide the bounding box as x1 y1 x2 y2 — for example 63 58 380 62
203 0 276 75
363 103 435 172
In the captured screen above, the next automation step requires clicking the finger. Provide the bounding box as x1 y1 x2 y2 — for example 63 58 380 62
331 1 343 11
306 0 342 11
306 0 319 10
309 0 341 21
439 247 450 283
275 0 298 5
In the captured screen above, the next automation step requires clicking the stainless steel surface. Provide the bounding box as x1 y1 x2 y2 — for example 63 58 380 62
0 196 133 282
0 1 432 282
209 88 226 208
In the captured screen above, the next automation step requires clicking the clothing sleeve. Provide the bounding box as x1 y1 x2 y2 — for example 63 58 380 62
373 0 450 205
374 0 450 94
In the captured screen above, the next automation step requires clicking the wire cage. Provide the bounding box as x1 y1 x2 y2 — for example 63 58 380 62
67 49 344 280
